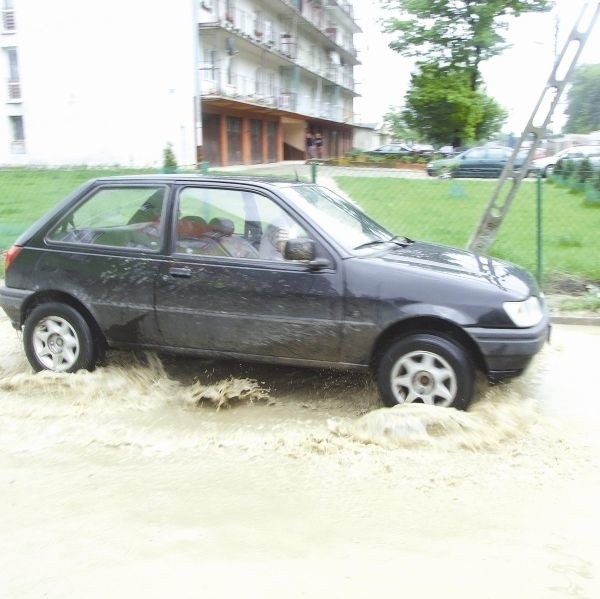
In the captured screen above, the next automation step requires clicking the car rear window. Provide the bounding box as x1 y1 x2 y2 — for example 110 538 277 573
46 185 167 251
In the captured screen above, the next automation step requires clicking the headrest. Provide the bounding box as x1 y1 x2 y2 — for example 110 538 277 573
178 216 208 238
209 218 234 236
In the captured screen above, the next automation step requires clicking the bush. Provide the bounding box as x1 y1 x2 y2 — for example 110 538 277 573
162 143 178 172
561 159 576 180
576 158 593 184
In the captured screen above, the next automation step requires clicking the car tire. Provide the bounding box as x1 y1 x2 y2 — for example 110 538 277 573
23 302 98 373
544 165 554 177
376 333 474 410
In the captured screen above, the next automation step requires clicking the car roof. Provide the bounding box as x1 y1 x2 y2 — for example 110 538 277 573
91 174 310 188
532 145 600 165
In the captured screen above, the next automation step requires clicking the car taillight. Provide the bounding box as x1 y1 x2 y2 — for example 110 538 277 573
4 245 22 272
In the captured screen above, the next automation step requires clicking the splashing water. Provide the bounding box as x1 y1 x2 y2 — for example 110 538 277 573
328 387 541 450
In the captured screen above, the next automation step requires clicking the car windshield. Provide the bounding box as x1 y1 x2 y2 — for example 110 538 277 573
282 184 396 252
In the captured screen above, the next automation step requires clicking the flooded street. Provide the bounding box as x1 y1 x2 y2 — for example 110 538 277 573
1 313 599 598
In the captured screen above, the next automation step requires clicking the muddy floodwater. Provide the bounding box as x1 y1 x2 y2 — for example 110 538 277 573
0 313 599 598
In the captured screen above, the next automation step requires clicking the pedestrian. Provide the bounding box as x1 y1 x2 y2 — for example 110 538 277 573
314 131 323 159
306 130 314 159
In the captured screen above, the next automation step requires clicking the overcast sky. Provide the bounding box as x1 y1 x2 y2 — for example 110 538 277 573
352 0 600 134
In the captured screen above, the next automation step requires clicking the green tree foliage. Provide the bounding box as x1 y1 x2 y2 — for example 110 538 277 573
564 64 600 134
400 64 506 146
382 108 418 141
162 143 178 172
383 0 553 91
381 0 550 145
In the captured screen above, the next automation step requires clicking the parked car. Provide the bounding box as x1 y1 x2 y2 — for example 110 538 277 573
427 146 526 178
528 145 600 178
436 145 458 158
0 175 549 411
364 143 414 157
411 143 435 157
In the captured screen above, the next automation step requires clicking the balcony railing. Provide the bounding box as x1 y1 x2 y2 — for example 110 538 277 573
10 140 25 154
198 69 353 123
7 80 21 100
202 3 357 62
1 9 15 31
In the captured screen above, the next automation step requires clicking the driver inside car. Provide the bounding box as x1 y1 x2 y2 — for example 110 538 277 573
258 212 306 260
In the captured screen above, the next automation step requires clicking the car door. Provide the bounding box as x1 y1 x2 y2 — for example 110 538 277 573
484 147 511 177
43 183 169 345
456 147 486 177
154 184 345 362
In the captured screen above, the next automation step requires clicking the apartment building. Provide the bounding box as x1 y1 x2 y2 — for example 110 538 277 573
198 0 360 165
1 0 360 168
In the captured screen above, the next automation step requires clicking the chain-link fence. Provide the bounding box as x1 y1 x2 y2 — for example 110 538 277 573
1 162 599 294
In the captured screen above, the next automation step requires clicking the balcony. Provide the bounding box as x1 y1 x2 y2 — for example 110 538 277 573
198 68 353 123
10 140 25 154
1 9 15 32
7 80 21 101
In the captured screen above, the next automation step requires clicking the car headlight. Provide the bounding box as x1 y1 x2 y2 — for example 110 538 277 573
503 296 544 327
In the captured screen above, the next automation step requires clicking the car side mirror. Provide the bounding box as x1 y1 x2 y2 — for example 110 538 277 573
284 239 330 270
284 238 316 261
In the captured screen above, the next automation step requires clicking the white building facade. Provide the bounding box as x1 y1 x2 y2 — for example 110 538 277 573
1 0 360 167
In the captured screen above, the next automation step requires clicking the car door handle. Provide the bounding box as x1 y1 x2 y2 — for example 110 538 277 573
168 267 192 278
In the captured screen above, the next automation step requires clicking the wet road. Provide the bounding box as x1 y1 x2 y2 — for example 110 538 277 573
0 316 598 598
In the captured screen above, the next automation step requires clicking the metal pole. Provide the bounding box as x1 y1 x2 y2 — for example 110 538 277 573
311 161 317 183
536 175 543 285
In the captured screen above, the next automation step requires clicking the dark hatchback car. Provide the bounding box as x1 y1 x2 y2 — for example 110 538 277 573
427 146 526 178
0 175 549 410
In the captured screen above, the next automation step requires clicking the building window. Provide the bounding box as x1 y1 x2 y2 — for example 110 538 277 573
9 115 25 153
253 11 263 38
4 46 20 99
225 0 235 23
1 0 15 32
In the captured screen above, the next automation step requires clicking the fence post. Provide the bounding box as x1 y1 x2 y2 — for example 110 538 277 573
536 174 543 286
311 161 317 183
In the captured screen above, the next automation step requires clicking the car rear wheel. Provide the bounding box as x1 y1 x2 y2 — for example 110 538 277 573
376 333 474 410
23 303 97 373
544 164 554 177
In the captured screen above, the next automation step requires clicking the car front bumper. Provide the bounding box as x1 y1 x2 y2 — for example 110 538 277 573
467 315 551 380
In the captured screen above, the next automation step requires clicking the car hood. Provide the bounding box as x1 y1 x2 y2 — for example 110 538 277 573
372 240 535 297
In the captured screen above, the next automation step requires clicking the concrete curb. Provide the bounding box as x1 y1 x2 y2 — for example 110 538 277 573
550 315 600 326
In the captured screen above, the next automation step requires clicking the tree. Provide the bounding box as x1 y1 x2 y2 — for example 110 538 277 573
383 0 553 91
400 63 506 146
564 64 600 134
382 108 418 141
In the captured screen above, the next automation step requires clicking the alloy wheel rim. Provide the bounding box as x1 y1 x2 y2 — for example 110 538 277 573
390 350 457 406
32 316 80 372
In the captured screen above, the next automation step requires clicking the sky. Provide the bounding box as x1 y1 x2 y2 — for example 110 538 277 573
352 0 600 134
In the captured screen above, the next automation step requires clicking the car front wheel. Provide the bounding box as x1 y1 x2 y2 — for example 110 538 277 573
376 333 474 410
23 302 98 373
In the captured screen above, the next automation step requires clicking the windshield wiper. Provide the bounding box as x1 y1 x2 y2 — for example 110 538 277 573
353 236 413 251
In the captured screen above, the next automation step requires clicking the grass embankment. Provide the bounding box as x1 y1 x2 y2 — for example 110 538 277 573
335 176 600 285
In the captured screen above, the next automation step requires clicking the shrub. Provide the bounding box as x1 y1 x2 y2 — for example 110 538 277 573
162 143 178 172
576 158 593 184
561 159 575 180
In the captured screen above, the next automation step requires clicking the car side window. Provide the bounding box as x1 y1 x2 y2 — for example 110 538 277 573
487 148 508 160
47 186 166 250
175 187 308 261
465 148 485 159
